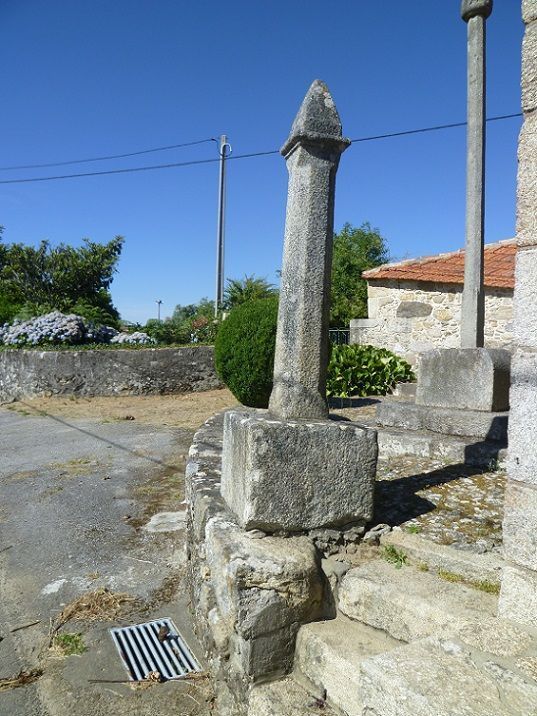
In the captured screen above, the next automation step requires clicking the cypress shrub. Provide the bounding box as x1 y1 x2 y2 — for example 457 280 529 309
214 297 279 407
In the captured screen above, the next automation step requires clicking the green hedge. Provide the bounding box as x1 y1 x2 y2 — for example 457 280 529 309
215 296 414 406
214 297 279 407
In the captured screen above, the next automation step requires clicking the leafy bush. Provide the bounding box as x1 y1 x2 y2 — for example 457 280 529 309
326 344 415 398
144 319 190 345
214 297 279 407
144 298 219 345
0 291 21 325
110 331 154 346
215 298 413 406
190 315 220 344
0 311 119 347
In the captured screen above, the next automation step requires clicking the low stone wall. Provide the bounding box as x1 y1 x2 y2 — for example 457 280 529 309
351 279 514 364
186 412 326 715
186 413 373 714
0 345 221 402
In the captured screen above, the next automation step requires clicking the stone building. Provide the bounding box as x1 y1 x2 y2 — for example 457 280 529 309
350 238 516 363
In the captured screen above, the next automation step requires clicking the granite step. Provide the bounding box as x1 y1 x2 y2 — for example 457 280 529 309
380 528 503 585
376 423 506 467
293 614 402 715
338 560 535 660
392 381 417 398
247 675 339 716
358 635 537 716
377 398 508 441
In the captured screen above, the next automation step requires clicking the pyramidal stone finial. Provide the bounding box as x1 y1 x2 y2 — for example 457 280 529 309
281 80 350 157
461 0 493 22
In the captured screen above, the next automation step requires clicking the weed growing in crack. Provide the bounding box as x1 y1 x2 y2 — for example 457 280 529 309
383 545 407 569
437 569 500 594
52 633 87 656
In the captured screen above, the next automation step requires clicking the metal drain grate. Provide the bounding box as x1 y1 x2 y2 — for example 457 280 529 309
110 618 201 681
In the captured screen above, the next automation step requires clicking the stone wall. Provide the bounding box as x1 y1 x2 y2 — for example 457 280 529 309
350 279 513 363
0 345 221 402
499 0 537 629
186 412 326 715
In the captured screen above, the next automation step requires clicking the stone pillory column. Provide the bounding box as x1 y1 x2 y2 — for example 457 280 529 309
460 0 493 349
268 80 350 420
409 0 510 425
220 81 377 533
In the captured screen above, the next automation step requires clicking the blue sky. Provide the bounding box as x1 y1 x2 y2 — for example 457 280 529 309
0 1 523 323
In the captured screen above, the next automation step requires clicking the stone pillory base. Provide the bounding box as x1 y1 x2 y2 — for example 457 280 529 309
416 347 511 412
221 410 377 532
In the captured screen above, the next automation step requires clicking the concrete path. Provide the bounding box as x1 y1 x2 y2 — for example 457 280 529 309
0 407 212 716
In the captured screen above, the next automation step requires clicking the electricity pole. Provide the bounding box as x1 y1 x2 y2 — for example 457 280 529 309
156 299 163 321
460 0 493 348
215 134 231 318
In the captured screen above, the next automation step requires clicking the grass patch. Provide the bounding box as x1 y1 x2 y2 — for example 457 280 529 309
0 669 42 693
437 569 500 594
49 587 135 644
475 580 501 595
52 633 87 656
383 544 407 569
49 457 95 476
405 524 422 534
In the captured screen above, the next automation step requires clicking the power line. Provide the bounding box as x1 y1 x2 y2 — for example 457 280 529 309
0 150 279 185
0 112 521 186
0 156 222 184
349 112 522 143
0 138 217 171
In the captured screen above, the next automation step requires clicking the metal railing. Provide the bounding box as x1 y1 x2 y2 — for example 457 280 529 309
329 329 350 345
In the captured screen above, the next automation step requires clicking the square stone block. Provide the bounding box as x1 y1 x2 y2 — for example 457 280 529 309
523 22 537 113
415 348 511 412
516 114 537 247
523 0 537 24
513 246 537 348
205 516 323 636
502 479 537 570
507 349 537 485
221 409 377 532
499 563 537 630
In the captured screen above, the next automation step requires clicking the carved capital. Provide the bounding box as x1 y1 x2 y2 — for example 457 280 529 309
461 0 493 22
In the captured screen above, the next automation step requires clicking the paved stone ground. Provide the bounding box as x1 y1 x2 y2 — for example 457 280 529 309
0 407 213 716
374 455 505 553
332 399 505 554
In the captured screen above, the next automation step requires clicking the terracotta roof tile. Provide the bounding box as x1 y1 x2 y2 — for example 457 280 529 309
362 239 516 289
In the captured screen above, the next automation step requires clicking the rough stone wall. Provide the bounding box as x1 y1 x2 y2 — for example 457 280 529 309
0 346 220 402
499 0 537 628
350 280 513 363
186 413 326 716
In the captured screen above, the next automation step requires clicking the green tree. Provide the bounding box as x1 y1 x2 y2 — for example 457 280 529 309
145 297 218 345
0 231 124 326
330 222 389 327
223 275 277 310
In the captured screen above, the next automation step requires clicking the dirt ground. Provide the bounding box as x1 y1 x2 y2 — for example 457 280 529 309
0 392 234 716
4 388 238 429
